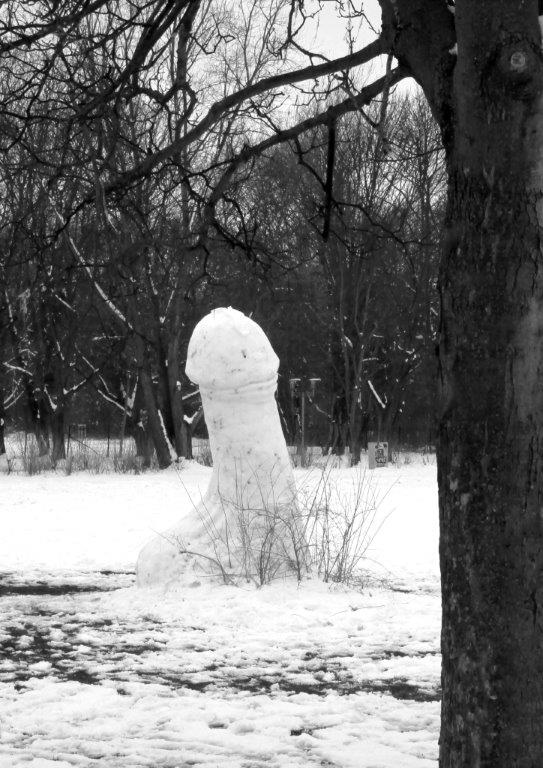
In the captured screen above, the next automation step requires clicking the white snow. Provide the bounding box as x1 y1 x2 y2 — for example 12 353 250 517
3 363 30 376
183 408 201 425
157 409 177 462
368 379 386 409
186 306 279 391
43 387 58 413
53 292 75 313
137 308 299 587
0 459 440 767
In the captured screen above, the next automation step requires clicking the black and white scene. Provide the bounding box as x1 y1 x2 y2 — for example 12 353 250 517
1 1 541 766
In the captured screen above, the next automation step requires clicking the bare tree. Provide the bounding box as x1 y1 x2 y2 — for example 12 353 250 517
265 97 443 462
1 2 541 760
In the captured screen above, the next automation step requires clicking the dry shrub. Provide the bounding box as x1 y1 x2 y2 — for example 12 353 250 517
172 462 389 587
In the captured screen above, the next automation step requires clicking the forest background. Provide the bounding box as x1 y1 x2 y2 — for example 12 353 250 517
0 0 444 468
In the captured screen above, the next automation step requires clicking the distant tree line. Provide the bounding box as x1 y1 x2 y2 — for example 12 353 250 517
0 1 442 467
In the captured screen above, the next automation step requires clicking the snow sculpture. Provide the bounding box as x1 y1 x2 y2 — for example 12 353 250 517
136 307 303 587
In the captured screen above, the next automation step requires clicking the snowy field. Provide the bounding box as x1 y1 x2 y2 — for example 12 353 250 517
0 460 440 768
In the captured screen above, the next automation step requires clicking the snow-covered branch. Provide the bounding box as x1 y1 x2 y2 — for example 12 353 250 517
368 379 386 409
43 182 135 333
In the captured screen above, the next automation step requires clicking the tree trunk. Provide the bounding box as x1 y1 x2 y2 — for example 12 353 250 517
439 180 543 765
438 5 543 763
33 407 49 456
382 405 397 461
0 386 6 458
156 354 177 449
348 406 363 466
131 332 173 469
167 334 187 458
50 410 66 463
22 383 49 456
181 420 193 460
328 393 348 455
139 366 173 469
132 415 151 466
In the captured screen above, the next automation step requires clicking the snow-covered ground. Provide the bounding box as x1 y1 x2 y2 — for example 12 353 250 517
0 460 440 768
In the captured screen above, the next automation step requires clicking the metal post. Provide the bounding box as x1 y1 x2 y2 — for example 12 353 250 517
289 376 320 468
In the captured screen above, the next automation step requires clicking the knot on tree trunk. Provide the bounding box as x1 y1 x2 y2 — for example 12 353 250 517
485 38 543 100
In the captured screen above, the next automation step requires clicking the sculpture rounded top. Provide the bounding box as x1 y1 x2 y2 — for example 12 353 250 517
186 307 279 390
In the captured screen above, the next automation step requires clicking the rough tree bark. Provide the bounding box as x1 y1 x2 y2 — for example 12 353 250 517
50 410 66 463
139 364 173 470
438 5 543 765
380 0 543 764
0 385 6 458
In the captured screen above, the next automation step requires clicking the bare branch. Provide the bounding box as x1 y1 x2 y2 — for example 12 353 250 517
105 37 387 192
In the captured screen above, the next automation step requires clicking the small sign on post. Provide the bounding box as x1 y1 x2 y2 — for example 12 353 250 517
368 441 388 469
